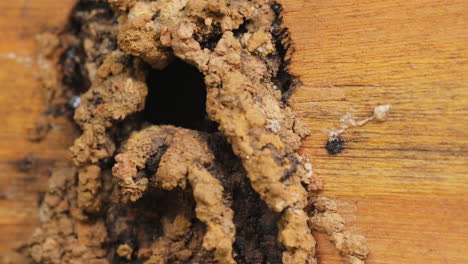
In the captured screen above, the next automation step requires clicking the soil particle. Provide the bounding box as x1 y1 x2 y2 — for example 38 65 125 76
70 51 148 165
309 197 369 264
78 165 102 214
116 244 133 260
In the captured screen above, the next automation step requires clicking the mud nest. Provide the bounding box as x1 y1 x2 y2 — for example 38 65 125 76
8 1 369 264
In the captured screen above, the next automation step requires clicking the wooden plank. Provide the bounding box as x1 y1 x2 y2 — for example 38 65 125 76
284 0 468 263
0 0 76 254
0 0 466 263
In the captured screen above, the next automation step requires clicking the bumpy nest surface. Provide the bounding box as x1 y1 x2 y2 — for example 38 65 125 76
13 1 369 264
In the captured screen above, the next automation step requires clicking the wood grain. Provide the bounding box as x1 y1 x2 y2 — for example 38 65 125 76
0 0 466 263
284 0 468 263
0 0 76 254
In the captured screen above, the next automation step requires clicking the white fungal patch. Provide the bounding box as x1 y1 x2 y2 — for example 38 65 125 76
339 113 357 126
328 104 391 139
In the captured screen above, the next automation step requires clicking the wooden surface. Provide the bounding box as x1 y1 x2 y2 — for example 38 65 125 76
0 0 77 253
0 0 466 263
287 0 468 263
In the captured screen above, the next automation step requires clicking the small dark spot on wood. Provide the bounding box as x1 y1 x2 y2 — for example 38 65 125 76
16 155 36 172
326 137 345 155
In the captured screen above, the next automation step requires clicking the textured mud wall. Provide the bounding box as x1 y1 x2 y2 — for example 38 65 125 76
4 1 367 263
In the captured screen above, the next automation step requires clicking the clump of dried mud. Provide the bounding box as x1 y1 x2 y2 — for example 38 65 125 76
6 1 369 264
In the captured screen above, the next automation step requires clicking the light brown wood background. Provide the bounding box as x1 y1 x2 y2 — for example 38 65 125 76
0 0 466 263
0 0 77 254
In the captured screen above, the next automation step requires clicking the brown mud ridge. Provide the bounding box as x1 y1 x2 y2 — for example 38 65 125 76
8 0 369 263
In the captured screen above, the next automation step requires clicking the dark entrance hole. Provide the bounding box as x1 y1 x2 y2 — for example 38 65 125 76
144 59 218 132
